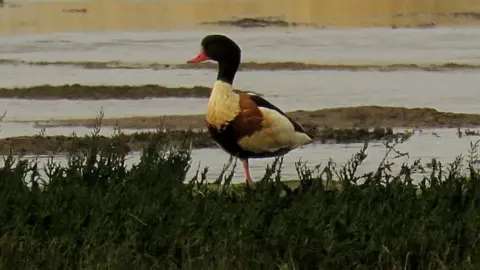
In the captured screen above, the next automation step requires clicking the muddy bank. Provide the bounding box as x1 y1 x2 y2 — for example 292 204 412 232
32 106 480 131
0 127 409 156
0 131 210 156
200 13 480 28
0 84 256 100
171 62 480 72
199 16 458 29
199 17 318 28
2 59 480 72
394 12 480 20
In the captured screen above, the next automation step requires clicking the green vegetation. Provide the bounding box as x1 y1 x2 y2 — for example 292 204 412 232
1 125 480 269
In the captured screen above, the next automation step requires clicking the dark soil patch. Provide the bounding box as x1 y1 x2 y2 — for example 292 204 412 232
0 127 408 156
288 106 480 129
34 106 480 130
0 84 257 100
61 8 87 13
394 12 480 20
12 105 480 155
0 131 210 156
199 16 318 28
391 22 436 29
172 61 480 72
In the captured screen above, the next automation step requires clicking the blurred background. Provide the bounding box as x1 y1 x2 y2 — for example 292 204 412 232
1 0 480 34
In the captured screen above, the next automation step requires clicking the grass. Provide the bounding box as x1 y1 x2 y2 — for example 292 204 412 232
1 122 480 269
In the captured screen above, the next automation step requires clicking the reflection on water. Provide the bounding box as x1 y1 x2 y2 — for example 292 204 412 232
1 0 480 34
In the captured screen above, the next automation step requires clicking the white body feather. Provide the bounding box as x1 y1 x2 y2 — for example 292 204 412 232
207 80 312 154
238 107 312 154
206 81 239 128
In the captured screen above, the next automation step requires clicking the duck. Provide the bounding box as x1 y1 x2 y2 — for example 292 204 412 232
187 34 313 185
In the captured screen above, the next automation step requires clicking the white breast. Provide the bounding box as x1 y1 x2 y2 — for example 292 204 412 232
206 81 240 129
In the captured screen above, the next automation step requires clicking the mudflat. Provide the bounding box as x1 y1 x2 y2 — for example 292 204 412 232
1 0 480 35
0 127 409 156
30 106 480 130
6 104 480 155
0 84 256 99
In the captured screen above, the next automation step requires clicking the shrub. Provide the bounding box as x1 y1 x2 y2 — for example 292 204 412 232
0 128 479 269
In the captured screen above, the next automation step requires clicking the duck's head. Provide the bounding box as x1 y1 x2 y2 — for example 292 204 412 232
187 34 241 65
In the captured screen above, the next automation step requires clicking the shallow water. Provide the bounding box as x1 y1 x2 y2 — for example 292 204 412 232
7 128 480 183
0 66 479 121
1 28 480 65
186 128 480 182
0 28 479 121
0 12 479 181
0 97 207 121
0 121 478 182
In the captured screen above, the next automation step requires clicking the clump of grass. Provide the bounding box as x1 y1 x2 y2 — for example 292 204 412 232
458 127 480 137
0 118 480 269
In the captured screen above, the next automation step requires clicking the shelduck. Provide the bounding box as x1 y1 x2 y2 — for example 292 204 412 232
187 34 313 185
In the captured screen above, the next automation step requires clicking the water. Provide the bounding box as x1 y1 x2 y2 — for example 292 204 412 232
0 66 478 122
0 25 479 180
1 28 480 64
0 97 207 121
7 128 480 183
0 28 479 121
187 128 480 182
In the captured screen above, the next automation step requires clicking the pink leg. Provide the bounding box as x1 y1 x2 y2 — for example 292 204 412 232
241 159 254 185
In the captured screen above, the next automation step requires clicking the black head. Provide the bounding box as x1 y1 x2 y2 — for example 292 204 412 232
187 34 241 66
